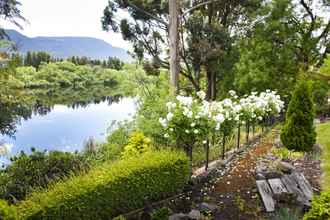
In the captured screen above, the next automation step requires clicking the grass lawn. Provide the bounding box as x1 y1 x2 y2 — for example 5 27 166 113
316 121 330 189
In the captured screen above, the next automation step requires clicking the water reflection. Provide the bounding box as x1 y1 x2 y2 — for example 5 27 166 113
0 86 136 159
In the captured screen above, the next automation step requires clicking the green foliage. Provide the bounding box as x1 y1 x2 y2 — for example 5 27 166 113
134 71 173 145
276 207 301 220
304 190 330 220
271 147 304 161
316 121 330 189
320 54 330 77
312 79 329 116
15 61 118 89
112 215 126 220
151 207 171 220
0 150 89 203
17 150 189 219
121 132 153 159
24 51 53 69
281 80 316 151
0 199 17 220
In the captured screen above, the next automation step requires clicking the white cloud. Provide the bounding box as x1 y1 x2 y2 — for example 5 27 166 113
1 0 131 50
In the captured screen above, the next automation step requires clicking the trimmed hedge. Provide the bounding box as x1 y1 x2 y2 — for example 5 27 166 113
17 150 189 219
304 191 330 220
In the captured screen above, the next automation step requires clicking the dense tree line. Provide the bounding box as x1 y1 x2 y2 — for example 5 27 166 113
67 56 124 70
8 52 124 70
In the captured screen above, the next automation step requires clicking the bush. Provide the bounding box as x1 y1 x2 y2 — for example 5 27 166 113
304 190 330 220
0 150 89 203
17 150 189 219
151 207 171 220
281 80 316 151
0 199 17 220
271 147 304 161
121 132 153 159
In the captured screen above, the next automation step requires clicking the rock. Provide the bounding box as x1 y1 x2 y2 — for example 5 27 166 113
169 213 189 220
188 209 201 219
264 171 282 179
277 161 295 174
199 202 219 213
256 173 266 180
273 192 297 204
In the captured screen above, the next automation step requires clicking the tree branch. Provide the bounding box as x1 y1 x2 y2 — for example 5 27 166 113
126 2 168 27
181 0 221 17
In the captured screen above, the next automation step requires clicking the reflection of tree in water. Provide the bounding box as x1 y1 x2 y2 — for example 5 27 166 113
0 100 32 136
0 85 123 136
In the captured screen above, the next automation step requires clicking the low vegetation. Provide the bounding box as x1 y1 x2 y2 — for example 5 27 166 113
0 149 90 203
304 121 330 219
17 150 189 219
316 121 330 189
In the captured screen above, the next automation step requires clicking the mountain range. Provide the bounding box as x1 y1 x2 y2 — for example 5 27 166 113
4 30 130 61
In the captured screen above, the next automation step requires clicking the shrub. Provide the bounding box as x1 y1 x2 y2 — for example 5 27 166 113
281 80 316 151
304 190 330 220
271 147 304 161
151 207 171 220
121 132 153 159
0 150 89 203
0 199 17 220
17 150 189 219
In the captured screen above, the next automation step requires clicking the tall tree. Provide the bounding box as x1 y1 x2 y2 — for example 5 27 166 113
169 0 179 92
0 0 26 39
101 0 260 99
235 0 330 98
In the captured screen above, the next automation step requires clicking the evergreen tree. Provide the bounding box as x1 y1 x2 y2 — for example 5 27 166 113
281 79 316 151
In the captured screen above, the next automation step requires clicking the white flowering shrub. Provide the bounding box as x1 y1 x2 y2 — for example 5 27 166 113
159 90 284 149
159 93 212 148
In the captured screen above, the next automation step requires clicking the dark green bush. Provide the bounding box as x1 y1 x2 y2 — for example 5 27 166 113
0 199 17 220
281 80 316 151
304 190 330 220
0 150 90 203
151 207 171 220
17 150 189 219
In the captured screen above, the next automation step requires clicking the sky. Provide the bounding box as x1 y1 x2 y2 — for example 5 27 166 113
1 0 131 50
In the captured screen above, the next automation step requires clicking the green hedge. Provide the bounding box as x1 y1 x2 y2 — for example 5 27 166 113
17 150 189 219
304 191 330 220
0 200 17 220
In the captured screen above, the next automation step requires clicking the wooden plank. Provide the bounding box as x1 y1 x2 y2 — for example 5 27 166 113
268 178 287 194
281 174 309 205
292 172 313 201
256 180 275 212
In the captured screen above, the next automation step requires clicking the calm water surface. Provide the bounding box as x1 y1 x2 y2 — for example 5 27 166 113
0 97 136 159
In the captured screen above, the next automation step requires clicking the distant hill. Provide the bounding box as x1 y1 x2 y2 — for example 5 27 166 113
5 30 131 61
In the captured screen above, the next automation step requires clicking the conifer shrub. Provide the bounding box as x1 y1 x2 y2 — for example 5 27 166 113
17 150 189 219
281 80 316 151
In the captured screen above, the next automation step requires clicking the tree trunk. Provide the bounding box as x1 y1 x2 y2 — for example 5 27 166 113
246 122 250 145
237 124 240 149
206 70 217 100
169 0 179 93
205 139 209 171
188 145 193 177
222 133 226 159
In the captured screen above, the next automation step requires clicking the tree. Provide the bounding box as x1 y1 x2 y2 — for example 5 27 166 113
101 0 259 99
169 0 179 92
281 79 316 151
0 0 26 39
235 0 330 98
